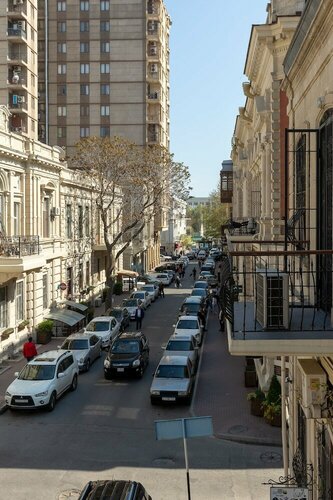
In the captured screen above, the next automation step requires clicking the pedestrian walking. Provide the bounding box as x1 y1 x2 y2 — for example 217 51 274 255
181 267 185 279
23 336 37 362
198 260 202 270
205 293 212 312
211 293 218 314
219 308 225 332
158 282 165 298
135 304 145 330
191 267 197 280
175 275 181 288
197 308 206 332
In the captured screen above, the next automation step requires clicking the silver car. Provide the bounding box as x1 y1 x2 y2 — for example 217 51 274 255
130 291 152 309
84 316 121 349
59 332 102 372
150 355 195 405
122 298 141 320
140 284 159 302
164 334 199 370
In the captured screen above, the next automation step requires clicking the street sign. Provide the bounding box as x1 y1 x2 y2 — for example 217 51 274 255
155 416 213 441
270 486 308 500
59 282 67 291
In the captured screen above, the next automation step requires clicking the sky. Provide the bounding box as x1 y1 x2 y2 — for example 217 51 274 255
164 0 269 197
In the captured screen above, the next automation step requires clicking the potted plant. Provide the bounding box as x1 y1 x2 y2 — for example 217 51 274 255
36 320 54 345
263 401 282 427
17 320 29 332
247 389 265 417
1 327 14 341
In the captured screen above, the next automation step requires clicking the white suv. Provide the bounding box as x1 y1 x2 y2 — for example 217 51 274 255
5 350 79 412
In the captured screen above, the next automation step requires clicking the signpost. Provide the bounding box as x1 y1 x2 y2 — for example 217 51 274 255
59 282 67 291
270 486 309 500
155 416 213 500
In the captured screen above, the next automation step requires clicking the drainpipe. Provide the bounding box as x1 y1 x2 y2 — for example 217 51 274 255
281 356 288 477
45 0 49 144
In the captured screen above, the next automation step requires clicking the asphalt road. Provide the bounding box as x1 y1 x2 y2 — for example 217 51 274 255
0 266 281 500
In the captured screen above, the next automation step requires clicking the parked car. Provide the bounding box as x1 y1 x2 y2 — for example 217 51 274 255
201 263 215 273
5 350 79 412
108 307 130 331
78 480 152 500
197 249 207 260
130 290 152 309
150 355 195 405
140 284 159 302
193 280 209 290
136 275 160 288
178 256 189 267
59 332 102 372
190 288 208 299
160 254 172 261
84 316 121 349
198 273 218 287
122 298 142 320
174 315 203 345
148 273 172 286
179 296 205 317
164 334 199 370
104 331 149 379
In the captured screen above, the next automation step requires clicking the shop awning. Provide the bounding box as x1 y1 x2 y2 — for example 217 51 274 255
45 309 85 326
60 300 88 312
117 269 139 277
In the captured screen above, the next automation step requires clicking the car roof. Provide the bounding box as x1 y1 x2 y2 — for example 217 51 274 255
31 350 71 364
117 331 145 340
89 316 115 322
183 296 202 303
167 334 195 341
65 332 97 340
177 315 198 321
159 355 190 365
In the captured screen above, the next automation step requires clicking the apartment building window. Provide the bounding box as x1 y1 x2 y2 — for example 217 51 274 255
0 287 7 329
57 84 67 96
42 197 50 238
57 1 66 12
100 1 109 11
66 204 72 238
80 63 90 74
57 22 66 32
80 42 89 53
57 42 67 53
101 41 110 53
100 63 110 74
100 21 110 32
101 84 110 95
78 206 83 238
13 202 21 235
80 21 89 32
80 127 90 138
42 274 48 310
80 84 89 95
57 127 66 138
57 106 67 117
57 64 67 75
15 281 24 322
85 206 90 236
80 1 89 11
101 105 110 116
80 105 89 117
100 126 110 138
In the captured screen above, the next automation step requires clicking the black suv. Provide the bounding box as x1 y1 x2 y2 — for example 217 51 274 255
104 332 149 379
79 480 152 500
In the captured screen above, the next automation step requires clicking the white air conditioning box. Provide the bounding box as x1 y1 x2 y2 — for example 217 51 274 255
255 270 289 329
298 359 327 408
17 96 25 103
50 207 60 217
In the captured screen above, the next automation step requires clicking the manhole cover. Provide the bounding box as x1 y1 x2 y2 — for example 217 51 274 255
58 489 81 500
260 451 282 464
228 425 248 434
153 457 175 467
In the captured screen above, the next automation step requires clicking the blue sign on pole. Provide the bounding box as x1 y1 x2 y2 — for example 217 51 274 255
155 416 213 441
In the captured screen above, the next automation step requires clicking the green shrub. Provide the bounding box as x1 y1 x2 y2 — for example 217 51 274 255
247 388 265 402
18 320 29 331
266 375 281 405
36 320 54 334
113 282 123 295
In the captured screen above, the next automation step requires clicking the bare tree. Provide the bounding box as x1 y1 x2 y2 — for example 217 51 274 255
70 136 190 308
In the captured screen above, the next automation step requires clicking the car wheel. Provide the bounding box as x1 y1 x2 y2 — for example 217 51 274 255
85 359 91 372
70 374 78 392
47 391 56 412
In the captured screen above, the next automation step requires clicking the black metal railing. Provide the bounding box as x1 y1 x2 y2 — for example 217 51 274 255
0 236 39 257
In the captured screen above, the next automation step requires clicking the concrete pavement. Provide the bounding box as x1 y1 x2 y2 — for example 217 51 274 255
0 264 282 447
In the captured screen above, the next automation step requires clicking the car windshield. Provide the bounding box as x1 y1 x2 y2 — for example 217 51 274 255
132 293 144 298
18 364 56 381
110 310 122 319
112 340 140 354
143 286 154 291
177 319 198 329
86 320 109 332
156 365 188 378
166 341 192 351
194 282 208 289
191 290 205 296
182 304 200 314
62 339 89 350
123 300 137 307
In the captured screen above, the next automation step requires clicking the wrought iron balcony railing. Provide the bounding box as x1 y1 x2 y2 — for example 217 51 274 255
0 236 39 257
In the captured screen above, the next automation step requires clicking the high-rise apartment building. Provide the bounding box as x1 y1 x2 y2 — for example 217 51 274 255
37 0 170 154
1 0 38 138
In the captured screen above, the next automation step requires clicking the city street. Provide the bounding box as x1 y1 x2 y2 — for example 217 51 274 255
0 265 282 500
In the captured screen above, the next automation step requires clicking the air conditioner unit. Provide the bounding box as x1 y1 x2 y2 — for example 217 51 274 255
298 359 327 417
50 207 60 217
150 64 158 73
17 96 25 103
17 21 26 31
13 66 21 72
150 47 157 55
255 270 289 329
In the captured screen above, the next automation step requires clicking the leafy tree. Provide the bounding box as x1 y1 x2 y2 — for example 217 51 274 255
70 136 190 308
180 234 193 249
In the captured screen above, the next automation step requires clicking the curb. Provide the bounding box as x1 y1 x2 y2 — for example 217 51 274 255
215 432 282 447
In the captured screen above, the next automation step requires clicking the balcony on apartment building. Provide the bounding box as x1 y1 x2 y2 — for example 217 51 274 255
0 236 42 278
147 124 160 144
7 67 27 89
7 21 27 41
147 21 160 37
147 0 160 15
147 42 159 59
222 231 333 357
8 47 27 66
7 0 27 17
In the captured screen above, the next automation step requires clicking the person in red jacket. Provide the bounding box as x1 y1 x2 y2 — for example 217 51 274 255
23 337 37 362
